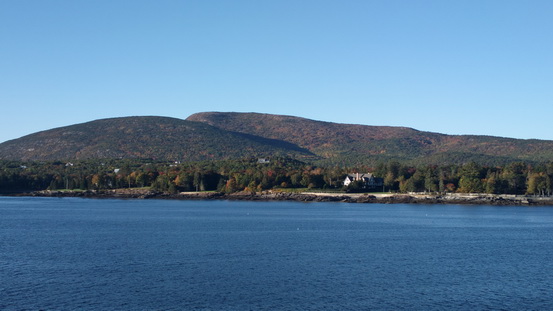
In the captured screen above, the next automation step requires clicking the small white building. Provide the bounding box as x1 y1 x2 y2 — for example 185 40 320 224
344 173 383 188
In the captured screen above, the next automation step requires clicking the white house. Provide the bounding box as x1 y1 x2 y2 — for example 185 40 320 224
343 173 383 188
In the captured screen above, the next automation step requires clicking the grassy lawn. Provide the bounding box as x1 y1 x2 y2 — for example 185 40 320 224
273 188 390 194
274 188 344 193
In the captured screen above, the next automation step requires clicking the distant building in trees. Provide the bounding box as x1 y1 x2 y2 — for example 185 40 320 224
343 173 383 189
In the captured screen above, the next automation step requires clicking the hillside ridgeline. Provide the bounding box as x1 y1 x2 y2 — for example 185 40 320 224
187 112 553 165
0 116 313 161
1 112 552 165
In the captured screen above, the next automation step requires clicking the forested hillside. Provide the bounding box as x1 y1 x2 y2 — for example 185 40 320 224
0 116 314 161
1 112 553 166
187 112 553 165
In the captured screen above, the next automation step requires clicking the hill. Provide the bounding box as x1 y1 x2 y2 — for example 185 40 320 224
1 112 552 165
187 112 553 165
0 116 314 161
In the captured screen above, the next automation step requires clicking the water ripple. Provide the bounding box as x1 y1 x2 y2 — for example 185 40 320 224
1 198 553 310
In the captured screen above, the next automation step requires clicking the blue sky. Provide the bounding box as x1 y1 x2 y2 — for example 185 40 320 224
1 0 552 143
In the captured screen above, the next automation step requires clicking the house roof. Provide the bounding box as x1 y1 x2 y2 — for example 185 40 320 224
346 173 374 179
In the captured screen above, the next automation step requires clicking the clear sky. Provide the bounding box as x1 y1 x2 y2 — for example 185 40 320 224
1 0 552 144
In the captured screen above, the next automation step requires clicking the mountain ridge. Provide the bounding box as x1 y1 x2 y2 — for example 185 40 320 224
1 112 552 165
186 112 553 165
0 116 314 162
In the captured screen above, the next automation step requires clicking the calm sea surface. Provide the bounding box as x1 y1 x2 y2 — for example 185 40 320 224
1 197 553 310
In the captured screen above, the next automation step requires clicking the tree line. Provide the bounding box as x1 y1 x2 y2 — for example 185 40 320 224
1 158 552 196
374 161 553 196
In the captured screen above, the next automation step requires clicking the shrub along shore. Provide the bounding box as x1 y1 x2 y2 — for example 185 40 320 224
14 188 553 206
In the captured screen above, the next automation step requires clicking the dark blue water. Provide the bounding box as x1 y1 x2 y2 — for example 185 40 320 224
1 197 553 310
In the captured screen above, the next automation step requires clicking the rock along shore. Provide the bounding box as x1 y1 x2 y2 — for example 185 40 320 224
12 189 553 206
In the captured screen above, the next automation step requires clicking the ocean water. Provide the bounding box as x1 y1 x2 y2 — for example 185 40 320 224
1 197 553 310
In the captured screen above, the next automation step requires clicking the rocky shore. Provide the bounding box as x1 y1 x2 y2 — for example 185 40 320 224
13 189 553 206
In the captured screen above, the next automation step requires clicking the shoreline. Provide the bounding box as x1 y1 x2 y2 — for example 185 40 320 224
5 189 553 206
